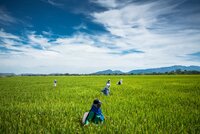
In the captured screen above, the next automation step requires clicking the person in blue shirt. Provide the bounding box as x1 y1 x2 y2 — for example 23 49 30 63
84 99 105 125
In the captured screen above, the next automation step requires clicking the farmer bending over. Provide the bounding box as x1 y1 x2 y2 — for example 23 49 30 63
101 79 111 95
84 99 104 125
117 79 123 85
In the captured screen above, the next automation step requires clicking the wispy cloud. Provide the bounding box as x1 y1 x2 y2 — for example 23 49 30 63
109 49 144 55
41 0 64 8
0 29 20 40
28 33 52 50
73 23 88 30
90 0 118 8
42 31 53 36
0 7 17 25
90 0 200 62
0 7 32 27
92 0 182 37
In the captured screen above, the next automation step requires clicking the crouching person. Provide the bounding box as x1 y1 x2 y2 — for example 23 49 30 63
117 79 123 85
101 79 111 95
83 99 104 125
101 88 110 95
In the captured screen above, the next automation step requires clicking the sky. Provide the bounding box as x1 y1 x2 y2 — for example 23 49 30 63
0 0 200 74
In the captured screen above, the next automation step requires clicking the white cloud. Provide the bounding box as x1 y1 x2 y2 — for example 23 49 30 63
90 0 200 68
92 1 179 37
0 29 20 40
0 30 113 73
42 31 53 36
1 30 199 74
91 0 118 8
28 33 52 49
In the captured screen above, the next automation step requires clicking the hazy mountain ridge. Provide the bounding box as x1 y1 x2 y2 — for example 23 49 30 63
93 65 200 74
91 69 124 75
1 65 200 76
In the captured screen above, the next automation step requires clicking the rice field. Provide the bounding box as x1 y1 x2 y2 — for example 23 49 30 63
0 75 199 133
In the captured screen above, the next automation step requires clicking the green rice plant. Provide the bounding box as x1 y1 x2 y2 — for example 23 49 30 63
0 75 199 133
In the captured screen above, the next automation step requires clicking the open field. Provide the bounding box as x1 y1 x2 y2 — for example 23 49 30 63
0 75 199 133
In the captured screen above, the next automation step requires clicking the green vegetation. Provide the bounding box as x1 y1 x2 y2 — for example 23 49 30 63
0 75 199 133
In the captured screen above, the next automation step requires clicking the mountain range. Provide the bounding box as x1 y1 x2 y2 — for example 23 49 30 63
92 65 200 74
1 65 200 76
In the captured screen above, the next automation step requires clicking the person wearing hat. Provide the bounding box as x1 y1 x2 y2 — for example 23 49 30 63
83 99 105 125
101 79 111 95
106 79 111 88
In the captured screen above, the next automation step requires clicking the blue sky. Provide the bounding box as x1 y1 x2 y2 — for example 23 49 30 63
0 0 200 74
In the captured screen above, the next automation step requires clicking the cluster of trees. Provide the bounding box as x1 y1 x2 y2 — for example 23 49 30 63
130 69 200 75
92 69 200 75
100 69 200 75
20 73 70 76
164 69 200 75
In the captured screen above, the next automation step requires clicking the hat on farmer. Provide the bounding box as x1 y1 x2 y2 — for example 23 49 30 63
93 99 102 105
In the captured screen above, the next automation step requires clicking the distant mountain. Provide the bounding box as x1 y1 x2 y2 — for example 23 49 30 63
92 69 124 75
92 65 200 75
128 65 200 74
1 65 200 76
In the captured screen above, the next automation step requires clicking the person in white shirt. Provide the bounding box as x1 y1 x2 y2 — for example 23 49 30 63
101 79 111 95
54 79 57 87
106 79 111 88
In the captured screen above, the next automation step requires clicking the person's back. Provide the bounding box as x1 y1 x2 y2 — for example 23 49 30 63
101 88 109 95
117 79 123 85
83 99 104 125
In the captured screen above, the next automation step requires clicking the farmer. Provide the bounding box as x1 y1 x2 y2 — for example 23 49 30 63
83 99 104 125
101 79 111 95
54 79 57 87
117 79 123 85
106 79 111 88
101 87 110 95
